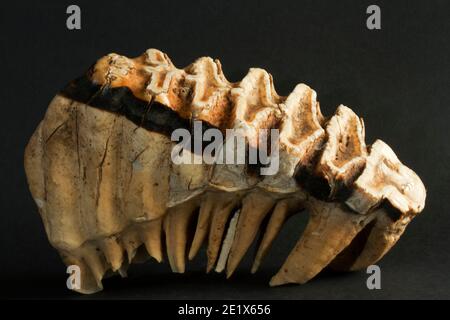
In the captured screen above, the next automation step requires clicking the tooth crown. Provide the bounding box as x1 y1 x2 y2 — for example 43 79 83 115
24 49 426 294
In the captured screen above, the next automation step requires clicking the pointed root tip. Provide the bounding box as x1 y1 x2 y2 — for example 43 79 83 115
269 274 286 287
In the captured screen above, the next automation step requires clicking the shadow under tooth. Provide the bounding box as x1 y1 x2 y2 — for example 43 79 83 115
251 198 303 273
188 194 216 260
142 218 164 263
206 194 240 273
226 192 276 278
164 201 198 273
270 198 375 286
100 236 124 271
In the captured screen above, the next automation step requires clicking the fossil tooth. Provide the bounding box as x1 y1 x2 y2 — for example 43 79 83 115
329 210 409 272
226 192 276 278
270 198 375 286
24 49 426 293
251 198 303 273
348 211 410 271
330 140 426 271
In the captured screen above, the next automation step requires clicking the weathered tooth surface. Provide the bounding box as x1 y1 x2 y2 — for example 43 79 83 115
298 105 367 200
226 192 276 278
346 139 426 216
251 198 303 273
209 68 282 192
164 200 199 273
329 209 411 272
232 68 282 142
270 198 375 286
184 57 233 127
24 48 426 293
278 83 325 167
169 148 209 206
39 96 86 250
124 126 172 223
258 83 325 193
206 193 241 272
329 139 427 271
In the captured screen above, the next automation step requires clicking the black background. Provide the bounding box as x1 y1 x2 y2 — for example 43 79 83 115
1 0 449 299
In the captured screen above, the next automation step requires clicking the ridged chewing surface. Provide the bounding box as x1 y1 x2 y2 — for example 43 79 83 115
24 49 426 293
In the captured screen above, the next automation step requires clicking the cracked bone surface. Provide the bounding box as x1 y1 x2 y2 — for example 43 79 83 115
24 49 426 294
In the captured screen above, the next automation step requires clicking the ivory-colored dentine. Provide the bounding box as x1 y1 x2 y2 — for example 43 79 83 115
24 48 426 294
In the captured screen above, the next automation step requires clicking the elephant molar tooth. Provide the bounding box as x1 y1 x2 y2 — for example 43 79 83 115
23 48 426 293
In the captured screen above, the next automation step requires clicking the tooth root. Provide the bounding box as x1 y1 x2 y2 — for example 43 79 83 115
81 246 108 288
164 201 198 273
226 192 276 278
206 194 240 273
215 210 240 273
188 194 215 260
122 231 142 263
348 210 409 271
270 198 374 286
142 218 164 263
101 236 124 271
62 254 103 294
251 198 303 274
